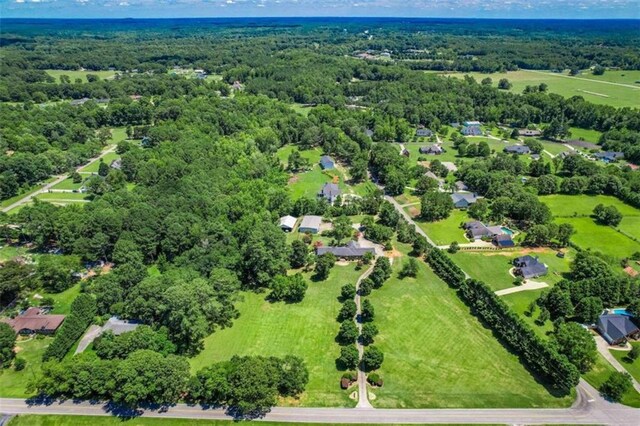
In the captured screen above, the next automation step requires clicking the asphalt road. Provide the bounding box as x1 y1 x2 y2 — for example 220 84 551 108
1 380 639 424
1 146 116 214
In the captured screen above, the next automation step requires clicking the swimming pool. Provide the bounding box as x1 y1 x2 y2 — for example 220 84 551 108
612 309 634 317
501 227 514 235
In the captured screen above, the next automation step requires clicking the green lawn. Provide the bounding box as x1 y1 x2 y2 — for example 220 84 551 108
190 264 364 407
367 245 573 408
0 336 52 397
79 153 120 173
451 252 518 291
6 415 489 426
291 103 316 117
403 139 462 163
541 194 640 218
0 245 29 262
582 353 640 408
610 343 640 383
555 217 640 260
501 289 554 339
0 177 57 209
432 70 640 108
568 127 602 143
109 127 128 144
618 216 640 241
51 177 84 191
34 193 91 205
577 70 640 85
276 145 322 167
538 140 571 157
287 164 346 201
45 69 116 83
30 283 82 315
408 209 470 246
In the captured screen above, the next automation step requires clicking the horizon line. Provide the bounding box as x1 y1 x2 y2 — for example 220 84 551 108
2 16 640 21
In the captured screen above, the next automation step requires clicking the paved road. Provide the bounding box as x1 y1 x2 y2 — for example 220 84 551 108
594 335 640 393
1 146 116 214
1 380 639 424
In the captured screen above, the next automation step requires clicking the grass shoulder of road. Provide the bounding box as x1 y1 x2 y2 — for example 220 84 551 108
430 69 640 109
610 342 640 383
190 263 363 407
0 177 58 209
582 352 640 408
368 243 573 408
6 415 503 426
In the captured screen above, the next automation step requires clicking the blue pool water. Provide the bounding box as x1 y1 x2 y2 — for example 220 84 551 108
613 309 634 317
501 227 514 235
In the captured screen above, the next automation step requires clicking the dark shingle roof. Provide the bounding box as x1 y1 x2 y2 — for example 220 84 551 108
319 183 341 203
597 314 640 344
316 241 375 258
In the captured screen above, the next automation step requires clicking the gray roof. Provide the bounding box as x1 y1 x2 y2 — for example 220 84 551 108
597 314 639 344
594 151 625 161
103 317 141 336
319 183 341 203
316 241 374 258
279 215 297 230
451 192 478 206
518 129 541 136
513 255 538 268
420 145 444 154
461 126 482 136
504 145 531 155
513 256 547 278
320 155 335 169
493 234 515 247
416 128 432 136
299 215 322 231
110 159 122 169
455 181 468 191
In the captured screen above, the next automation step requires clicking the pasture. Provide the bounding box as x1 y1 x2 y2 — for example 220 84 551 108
432 70 640 109
555 217 640 260
367 245 573 408
45 69 117 83
189 264 364 407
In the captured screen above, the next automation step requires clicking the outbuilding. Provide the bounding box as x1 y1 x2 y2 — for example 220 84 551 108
279 215 298 232
299 216 322 234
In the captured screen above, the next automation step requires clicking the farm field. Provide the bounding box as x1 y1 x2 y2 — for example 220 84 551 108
0 336 52 397
431 70 640 109
368 246 573 408
582 353 640 408
45 69 117 83
610 343 640 383
407 208 470 246
189 264 364 407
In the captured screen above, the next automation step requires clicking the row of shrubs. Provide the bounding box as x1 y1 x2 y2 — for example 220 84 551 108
42 294 96 361
425 247 580 393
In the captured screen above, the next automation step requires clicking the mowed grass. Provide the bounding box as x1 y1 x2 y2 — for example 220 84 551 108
501 289 554 339
541 194 640 218
538 140 571 157
276 145 321 166
368 250 573 408
610 343 640 383
79 153 120 173
45 69 116 83
35 192 91 202
0 336 52 397
29 283 82 315
6 415 488 426
51 177 84 191
555 217 640 260
568 127 602 143
408 208 470 246
190 264 364 407
433 70 640 108
582 353 640 408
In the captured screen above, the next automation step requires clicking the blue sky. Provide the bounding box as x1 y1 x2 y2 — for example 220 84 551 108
1 0 639 19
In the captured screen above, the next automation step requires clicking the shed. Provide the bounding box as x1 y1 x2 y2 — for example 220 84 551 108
299 216 322 234
279 215 298 232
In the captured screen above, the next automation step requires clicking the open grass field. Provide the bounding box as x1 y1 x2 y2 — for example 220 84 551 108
431 70 640 109
6 415 488 426
568 127 602 143
276 145 322 166
538 140 571 157
79 153 120 173
367 246 573 408
618 216 640 241
555 217 640 260
541 194 640 218
582 353 640 408
501 289 553 339
402 139 461 163
190 264 364 407
610 343 640 383
407 209 470 246
45 69 117 83
35 192 91 202
0 336 52 397
51 177 84 191
28 283 82 315
0 245 29 262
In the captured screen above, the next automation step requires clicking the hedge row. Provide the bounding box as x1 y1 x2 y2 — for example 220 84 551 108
424 248 580 393
43 294 97 362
